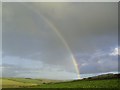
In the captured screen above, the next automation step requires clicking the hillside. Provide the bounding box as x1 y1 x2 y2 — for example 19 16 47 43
2 78 62 88
35 79 119 88
34 73 119 88
1 73 120 88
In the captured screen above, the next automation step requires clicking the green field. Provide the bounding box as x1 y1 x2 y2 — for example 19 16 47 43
2 78 62 88
1 78 119 88
35 79 119 88
2 78 37 88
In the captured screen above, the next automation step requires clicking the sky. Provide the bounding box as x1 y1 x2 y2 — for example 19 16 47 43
2 2 118 80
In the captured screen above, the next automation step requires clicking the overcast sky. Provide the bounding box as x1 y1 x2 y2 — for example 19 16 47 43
2 2 118 80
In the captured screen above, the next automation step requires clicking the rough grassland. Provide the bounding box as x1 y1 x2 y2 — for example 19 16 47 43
2 78 119 88
2 78 61 88
2 79 37 88
34 79 119 88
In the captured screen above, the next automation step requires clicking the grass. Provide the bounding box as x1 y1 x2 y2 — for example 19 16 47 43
2 78 62 88
4 78 60 84
34 79 119 88
2 78 37 88
2 78 119 88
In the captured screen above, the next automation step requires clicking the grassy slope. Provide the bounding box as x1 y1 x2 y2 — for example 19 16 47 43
4 78 59 84
2 77 119 88
2 78 62 88
0 79 2 88
34 79 119 88
2 79 37 88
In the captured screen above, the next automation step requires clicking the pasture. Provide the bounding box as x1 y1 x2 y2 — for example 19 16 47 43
2 78 119 88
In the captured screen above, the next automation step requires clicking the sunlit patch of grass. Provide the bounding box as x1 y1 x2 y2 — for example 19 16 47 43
2 78 37 88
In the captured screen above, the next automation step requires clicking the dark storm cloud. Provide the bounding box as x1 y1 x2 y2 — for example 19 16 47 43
2 3 76 72
33 2 118 53
2 2 118 79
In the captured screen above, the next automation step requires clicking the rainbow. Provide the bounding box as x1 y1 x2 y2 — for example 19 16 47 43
44 17 80 79
24 4 80 79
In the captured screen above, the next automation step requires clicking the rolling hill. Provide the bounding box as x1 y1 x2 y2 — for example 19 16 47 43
1 73 120 88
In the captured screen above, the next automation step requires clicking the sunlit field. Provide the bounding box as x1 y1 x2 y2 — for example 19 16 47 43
2 78 61 88
2 78 37 88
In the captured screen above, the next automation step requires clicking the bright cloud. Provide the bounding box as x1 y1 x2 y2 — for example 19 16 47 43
109 47 119 56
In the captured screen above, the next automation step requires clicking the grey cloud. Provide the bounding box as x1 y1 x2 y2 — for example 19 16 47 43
31 2 118 53
2 2 76 74
2 63 76 80
2 2 118 79
77 50 118 74
2 64 28 77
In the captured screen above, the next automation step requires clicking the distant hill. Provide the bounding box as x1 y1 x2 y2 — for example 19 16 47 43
2 78 62 88
82 73 120 80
